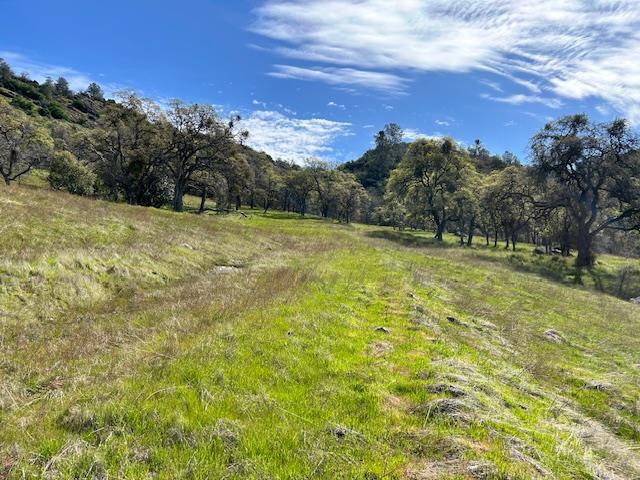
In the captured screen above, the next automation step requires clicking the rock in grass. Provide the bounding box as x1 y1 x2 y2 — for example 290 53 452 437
543 329 565 344
630 296 640 304
584 380 614 392
533 246 546 255
426 383 467 398
374 326 391 334
328 423 363 440
466 460 498 479
447 316 467 327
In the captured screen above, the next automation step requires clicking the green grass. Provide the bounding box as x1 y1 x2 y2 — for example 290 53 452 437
1 183 640 479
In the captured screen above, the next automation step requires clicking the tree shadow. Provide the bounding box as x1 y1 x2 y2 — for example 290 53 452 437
365 229 456 249
367 228 640 301
470 251 640 300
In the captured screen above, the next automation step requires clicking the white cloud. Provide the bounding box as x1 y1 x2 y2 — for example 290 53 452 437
362 124 375 129
239 110 352 163
0 50 115 95
404 129 442 141
434 119 451 127
253 0 640 122
481 93 563 109
252 99 268 108
268 64 409 94
504 120 516 127
327 101 345 109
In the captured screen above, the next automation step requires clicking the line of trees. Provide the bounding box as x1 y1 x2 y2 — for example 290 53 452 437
3 59 640 266
382 116 640 267
0 61 369 223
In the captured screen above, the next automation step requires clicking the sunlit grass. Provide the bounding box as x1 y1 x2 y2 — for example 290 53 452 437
1 183 640 479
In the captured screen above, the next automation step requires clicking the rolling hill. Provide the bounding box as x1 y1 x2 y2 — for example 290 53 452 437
1 182 640 479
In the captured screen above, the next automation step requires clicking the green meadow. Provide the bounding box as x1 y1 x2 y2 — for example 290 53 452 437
2 183 640 479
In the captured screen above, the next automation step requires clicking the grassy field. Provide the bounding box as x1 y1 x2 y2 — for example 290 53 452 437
1 183 640 479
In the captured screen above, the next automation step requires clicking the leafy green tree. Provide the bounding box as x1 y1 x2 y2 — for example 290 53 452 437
333 171 368 223
341 123 407 194
40 77 55 98
55 77 71 97
0 98 53 185
388 138 474 240
0 58 12 86
284 169 314 216
48 150 96 195
532 114 640 266
484 165 535 251
86 82 104 100
163 100 245 211
93 93 169 206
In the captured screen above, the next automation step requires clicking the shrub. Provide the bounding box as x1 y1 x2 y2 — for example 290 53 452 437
48 102 68 120
11 95 37 115
48 151 96 195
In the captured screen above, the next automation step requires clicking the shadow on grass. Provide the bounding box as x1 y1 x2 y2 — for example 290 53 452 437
473 251 640 300
368 229 640 300
365 229 456 249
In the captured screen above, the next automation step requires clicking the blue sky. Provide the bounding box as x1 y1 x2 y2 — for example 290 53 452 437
1 0 639 164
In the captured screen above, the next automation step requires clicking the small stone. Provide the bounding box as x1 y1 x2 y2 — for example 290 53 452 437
584 380 614 392
374 326 391 334
447 316 467 326
467 461 498 479
543 329 565 343
426 383 466 397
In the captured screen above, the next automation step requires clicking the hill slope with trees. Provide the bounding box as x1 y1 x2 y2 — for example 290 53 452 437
3 56 640 267
2 183 640 478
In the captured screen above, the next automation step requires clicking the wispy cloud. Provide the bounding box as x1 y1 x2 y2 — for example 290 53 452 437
253 0 640 121
0 50 118 95
267 64 409 94
239 110 352 163
481 93 563 109
327 101 345 109
434 119 451 127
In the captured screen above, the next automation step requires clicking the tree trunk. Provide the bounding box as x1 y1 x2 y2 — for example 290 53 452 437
575 232 595 267
172 182 185 212
467 218 475 247
511 233 517 252
485 233 489 246
494 231 498 248
435 219 446 241
235 195 241 211
198 186 207 213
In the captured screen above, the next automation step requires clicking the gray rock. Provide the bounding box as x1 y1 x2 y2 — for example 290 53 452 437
543 329 565 343
426 383 467 397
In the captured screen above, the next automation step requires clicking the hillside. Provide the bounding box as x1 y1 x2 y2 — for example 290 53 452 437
1 183 640 479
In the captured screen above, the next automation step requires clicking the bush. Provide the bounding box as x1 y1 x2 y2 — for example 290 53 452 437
48 151 96 195
48 102 68 120
8 78 44 101
11 95 37 115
